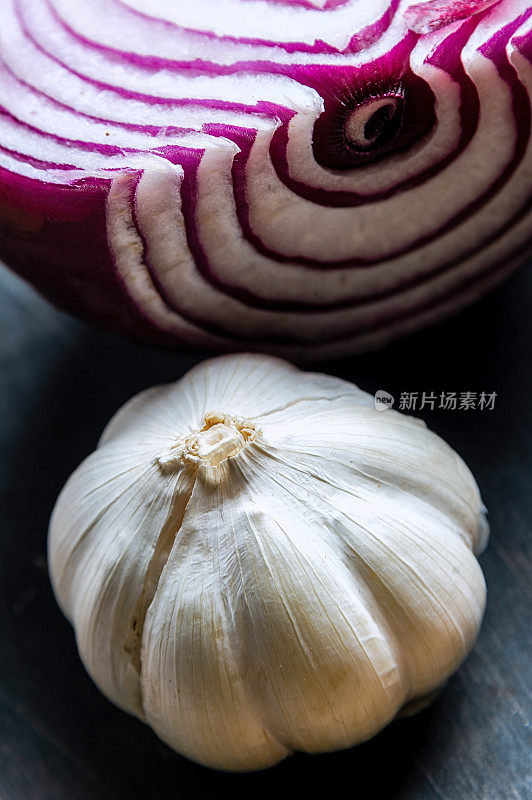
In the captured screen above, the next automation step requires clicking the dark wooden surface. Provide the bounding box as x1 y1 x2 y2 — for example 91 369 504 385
0 263 530 800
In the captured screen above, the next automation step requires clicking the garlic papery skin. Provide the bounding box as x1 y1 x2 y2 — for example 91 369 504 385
48 354 488 772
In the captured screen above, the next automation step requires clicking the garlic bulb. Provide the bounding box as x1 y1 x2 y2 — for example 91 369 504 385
49 354 488 772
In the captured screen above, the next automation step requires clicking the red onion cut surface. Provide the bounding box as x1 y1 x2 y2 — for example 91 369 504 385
0 0 530 359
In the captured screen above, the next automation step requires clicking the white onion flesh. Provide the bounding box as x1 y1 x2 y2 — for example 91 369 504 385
0 0 530 359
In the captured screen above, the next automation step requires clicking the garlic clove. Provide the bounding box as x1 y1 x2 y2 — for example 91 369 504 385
49 445 194 717
139 469 291 772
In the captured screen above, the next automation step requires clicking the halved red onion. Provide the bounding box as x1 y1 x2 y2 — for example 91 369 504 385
0 0 530 359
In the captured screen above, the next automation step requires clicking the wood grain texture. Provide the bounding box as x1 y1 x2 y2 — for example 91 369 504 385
0 264 530 800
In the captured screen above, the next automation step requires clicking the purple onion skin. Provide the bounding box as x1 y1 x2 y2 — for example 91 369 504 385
0 171 175 347
0 0 531 360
